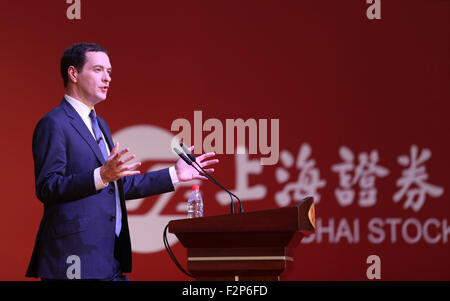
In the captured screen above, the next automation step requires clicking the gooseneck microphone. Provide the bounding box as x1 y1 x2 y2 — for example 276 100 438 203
174 143 243 214
173 147 192 166
180 142 197 163
180 142 243 214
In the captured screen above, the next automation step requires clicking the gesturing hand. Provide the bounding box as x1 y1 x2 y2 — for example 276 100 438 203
100 142 141 183
175 146 219 182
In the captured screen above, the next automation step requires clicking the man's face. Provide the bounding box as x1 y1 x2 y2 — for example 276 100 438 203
76 51 112 105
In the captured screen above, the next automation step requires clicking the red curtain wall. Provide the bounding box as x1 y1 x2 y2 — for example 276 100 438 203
0 0 449 280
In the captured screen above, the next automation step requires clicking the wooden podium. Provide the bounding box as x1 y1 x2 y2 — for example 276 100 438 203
168 197 316 281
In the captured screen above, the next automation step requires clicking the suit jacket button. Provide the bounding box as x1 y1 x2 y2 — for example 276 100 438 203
108 188 114 194
110 216 116 222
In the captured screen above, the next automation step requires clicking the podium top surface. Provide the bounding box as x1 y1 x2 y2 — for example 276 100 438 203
168 197 315 234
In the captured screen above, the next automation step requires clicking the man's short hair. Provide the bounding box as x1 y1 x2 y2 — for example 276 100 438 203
60 43 108 87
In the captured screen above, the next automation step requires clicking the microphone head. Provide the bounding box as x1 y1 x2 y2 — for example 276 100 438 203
173 147 182 156
180 142 197 162
173 147 193 166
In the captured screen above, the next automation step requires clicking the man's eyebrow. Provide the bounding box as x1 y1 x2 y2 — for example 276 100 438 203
92 65 112 71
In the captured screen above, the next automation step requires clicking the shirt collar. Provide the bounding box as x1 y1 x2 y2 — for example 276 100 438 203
64 94 95 120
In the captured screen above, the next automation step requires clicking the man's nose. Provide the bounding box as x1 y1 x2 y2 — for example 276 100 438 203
104 71 111 83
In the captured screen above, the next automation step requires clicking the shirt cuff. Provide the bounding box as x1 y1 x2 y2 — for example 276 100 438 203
169 166 179 186
94 167 109 190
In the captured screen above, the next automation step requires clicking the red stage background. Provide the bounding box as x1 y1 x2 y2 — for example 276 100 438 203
0 0 449 280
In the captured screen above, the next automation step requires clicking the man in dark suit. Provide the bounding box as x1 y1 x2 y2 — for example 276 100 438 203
26 43 217 280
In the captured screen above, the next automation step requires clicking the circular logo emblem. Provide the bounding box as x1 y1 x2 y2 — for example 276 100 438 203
113 125 198 253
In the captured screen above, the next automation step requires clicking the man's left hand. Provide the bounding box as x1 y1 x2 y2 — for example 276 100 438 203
175 146 219 182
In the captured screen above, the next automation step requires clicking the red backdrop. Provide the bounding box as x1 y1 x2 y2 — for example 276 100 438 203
0 0 449 280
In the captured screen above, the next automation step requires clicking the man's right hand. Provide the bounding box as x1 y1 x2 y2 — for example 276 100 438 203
100 142 141 183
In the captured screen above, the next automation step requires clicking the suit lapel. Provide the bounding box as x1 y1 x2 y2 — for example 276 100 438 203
60 99 106 165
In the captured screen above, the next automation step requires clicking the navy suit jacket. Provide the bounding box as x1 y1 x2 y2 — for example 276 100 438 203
26 98 174 279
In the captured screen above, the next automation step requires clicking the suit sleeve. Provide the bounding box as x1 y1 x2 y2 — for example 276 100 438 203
121 168 175 200
95 116 175 200
33 116 97 205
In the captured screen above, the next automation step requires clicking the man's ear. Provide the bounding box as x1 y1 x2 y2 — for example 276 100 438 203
68 66 79 84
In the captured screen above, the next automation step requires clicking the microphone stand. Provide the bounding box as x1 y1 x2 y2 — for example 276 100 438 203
175 145 243 214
